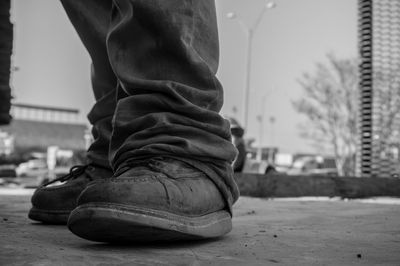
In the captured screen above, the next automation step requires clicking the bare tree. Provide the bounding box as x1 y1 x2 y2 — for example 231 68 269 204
293 54 358 176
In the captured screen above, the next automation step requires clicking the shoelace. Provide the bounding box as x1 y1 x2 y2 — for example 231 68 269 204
42 165 88 186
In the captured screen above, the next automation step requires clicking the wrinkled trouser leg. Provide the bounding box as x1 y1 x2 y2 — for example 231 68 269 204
61 0 116 171
0 0 13 125
61 0 239 209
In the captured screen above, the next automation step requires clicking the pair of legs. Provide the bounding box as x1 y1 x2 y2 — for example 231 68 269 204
30 0 239 242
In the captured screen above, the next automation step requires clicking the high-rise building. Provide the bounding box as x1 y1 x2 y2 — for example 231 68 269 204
358 0 400 177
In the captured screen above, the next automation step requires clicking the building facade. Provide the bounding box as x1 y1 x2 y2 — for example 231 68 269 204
0 103 88 153
358 0 400 177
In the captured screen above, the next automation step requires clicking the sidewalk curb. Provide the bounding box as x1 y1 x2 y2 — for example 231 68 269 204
234 173 400 198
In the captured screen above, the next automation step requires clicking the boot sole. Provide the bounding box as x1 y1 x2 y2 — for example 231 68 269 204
67 203 232 243
28 207 71 224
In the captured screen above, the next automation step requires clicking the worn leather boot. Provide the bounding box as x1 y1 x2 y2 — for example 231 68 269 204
29 165 112 224
67 157 232 242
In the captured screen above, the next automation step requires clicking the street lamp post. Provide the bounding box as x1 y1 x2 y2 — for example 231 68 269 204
256 94 268 161
227 1 276 130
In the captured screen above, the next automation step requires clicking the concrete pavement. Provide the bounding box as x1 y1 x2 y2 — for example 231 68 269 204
1 192 400 265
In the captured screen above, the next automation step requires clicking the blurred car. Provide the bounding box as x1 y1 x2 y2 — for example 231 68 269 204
287 156 338 176
307 168 338 177
16 159 48 178
0 164 17 177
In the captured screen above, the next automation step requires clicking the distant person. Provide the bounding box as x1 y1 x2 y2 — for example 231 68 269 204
28 0 240 243
228 117 247 172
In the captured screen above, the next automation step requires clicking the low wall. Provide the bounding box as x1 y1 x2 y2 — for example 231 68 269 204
234 173 400 198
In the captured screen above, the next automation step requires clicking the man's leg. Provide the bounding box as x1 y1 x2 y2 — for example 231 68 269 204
68 0 239 241
28 0 114 224
59 0 117 171
0 0 13 125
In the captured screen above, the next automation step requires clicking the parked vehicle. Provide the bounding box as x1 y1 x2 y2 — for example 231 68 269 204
287 156 338 176
16 159 47 177
0 164 17 177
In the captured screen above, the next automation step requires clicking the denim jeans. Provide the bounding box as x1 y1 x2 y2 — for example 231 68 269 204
60 0 239 210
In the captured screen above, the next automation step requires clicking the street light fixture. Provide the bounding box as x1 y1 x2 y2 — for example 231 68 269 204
227 1 276 131
265 1 276 9
226 12 236 19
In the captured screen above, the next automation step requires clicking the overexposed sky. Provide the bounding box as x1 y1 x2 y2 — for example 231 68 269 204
10 0 357 154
